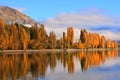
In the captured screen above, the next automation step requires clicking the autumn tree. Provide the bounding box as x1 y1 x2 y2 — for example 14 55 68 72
87 33 93 48
30 23 39 40
100 35 106 48
29 24 48 49
18 25 29 50
8 24 20 49
0 18 9 50
49 54 57 70
67 27 74 48
38 24 48 49
114 40 118 48
48 31 56 49
56 38 63 49
87 33 100 48
94 34 100 48
63 32 67 49
80 29 88 44
107 39 111 48
74 41 84 49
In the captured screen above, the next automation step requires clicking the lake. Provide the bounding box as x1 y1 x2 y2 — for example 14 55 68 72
0 49 120 80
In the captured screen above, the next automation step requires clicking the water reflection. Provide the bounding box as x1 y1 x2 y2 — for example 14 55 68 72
0 49 118 80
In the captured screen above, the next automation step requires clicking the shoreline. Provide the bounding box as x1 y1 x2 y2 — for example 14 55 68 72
0 48 119 53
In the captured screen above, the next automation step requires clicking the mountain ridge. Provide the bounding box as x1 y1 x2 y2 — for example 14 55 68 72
0 6 36 25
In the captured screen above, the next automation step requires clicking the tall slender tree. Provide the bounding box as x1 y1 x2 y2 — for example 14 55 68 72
18 25 29 50
0 18 9 50
67 27 74 48
49 31 56 49
100 36 106 48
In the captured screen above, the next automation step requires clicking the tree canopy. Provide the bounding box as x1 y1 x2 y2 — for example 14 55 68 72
0 18 118 50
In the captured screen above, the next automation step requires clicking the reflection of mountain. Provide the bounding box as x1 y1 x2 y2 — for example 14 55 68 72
0 50 118 80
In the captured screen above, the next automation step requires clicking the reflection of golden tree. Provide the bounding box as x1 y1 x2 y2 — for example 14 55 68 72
67 54 74 74
80 55 88 71
114 50 118 59
0 55 9 80
9 55 19 80
49 53 57 70
77 51 89 71
39 54 48 77
107 50 112 59
100 50 106 63
91 51 100 67
63 52 67 68
31 54 42 77
0 50 119 79
76 50 119 72
19 54 29 77
30 53 49 78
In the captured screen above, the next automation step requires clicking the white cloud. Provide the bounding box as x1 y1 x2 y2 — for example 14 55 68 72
13 7 27 12
42 8 120 40
101 58 120 67
89 30 120 40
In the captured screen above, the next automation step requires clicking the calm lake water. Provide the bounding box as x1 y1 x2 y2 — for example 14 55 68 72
0 49 120 80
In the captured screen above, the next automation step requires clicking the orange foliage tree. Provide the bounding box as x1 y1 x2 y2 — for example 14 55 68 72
107 39 111 48
63 32 67 49
49 31 56 49
67 27 74 48
0 18 9 50
18 25 29 50
100 36 106 48
114 40 118 48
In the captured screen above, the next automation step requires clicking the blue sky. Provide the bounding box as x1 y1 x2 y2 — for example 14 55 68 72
1 0 120 40
1 0 120 20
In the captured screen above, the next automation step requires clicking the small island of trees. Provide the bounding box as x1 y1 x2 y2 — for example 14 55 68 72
0 18 118 50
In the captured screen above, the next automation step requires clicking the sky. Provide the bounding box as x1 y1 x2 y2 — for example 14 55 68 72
1 0 120 40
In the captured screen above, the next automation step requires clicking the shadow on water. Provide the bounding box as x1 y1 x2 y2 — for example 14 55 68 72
0 49 119 80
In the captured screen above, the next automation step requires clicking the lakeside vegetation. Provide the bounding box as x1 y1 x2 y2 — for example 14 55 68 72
0 18 118 50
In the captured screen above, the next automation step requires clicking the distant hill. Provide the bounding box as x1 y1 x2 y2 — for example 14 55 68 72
118 40 120 46
0 6 36 25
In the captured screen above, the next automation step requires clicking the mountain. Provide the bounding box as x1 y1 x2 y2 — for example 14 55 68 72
0 6 36 25
118 40 120 46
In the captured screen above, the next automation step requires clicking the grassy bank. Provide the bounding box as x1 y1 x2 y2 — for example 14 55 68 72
0 48 119 54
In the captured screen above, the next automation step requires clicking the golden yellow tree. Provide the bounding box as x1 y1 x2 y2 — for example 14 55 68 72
107 39 111 48
114 40 118 48
100 35 106 48
67 27 74 48
18 25 29 50
80 29 88 44
39 24 48 49
0 18 9 50
49 31 56 49
80 29 89 48
63 32 67 48
56 38 63 49
29 24 48 49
